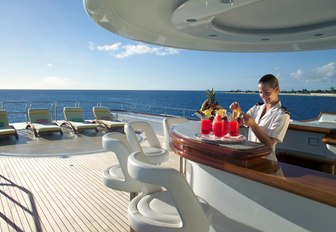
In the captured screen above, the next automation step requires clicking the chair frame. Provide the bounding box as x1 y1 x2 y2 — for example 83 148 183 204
26 108 63 137
163 117 189 173
63 107 99 134
92 106 124 131
102 132 161 199
128 151 211 232
0 110 19 140
125 121 169 165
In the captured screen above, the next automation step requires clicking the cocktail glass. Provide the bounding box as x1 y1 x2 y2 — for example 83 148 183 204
201 119 211 135
223 121 229 136
212 120 224 138
229 120 240 137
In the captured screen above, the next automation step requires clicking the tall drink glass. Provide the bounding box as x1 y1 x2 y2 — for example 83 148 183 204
201 119 211 135
229 120 240 136
223 120 229 136
212 120 224 138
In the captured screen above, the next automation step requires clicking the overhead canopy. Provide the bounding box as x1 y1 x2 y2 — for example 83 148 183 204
84 0 336 52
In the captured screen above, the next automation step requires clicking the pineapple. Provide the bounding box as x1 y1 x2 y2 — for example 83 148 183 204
196 88 225 119
200 88 216 111
206 88 216 105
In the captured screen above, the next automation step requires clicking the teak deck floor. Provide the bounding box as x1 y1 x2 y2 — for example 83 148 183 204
0 144 179 231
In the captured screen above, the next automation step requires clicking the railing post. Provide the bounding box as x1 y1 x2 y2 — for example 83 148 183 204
54 102 57 122
25 102 29 123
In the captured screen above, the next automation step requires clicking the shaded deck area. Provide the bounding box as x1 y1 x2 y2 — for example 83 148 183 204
0 115 180 231
0 127 107 157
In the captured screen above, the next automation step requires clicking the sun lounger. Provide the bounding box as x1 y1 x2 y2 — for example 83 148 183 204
63 107 99 134
26 108 63 137
92 107 124 131
0 110 19 140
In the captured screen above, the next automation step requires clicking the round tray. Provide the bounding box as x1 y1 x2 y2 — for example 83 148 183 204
195 133 246 144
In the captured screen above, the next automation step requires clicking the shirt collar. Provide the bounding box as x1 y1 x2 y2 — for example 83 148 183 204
259 101 282 121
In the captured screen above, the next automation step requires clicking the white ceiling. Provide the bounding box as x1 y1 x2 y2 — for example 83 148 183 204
84 0 336 52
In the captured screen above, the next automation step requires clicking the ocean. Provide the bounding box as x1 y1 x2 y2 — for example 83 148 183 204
0 90 335 122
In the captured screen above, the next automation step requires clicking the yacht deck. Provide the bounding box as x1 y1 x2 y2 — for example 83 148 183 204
0 114 180 232
1 150 179 232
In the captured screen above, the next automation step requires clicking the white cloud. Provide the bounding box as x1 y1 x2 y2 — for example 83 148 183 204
89 42 121 51
312 62 336 82
290 69 304 79
37 76 75 89
289 62 336 83
89 42 95 50
97 43 122 51
89 42 180 58
47 63 54 68
115 44 179 58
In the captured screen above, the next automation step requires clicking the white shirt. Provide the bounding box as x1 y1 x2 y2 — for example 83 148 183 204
246 101 290 160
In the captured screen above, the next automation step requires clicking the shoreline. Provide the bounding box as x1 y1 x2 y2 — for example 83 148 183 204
222 92 336 97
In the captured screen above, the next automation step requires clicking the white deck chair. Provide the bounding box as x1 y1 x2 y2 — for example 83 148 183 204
102 132 160 200
163 117 189 172
124 121 169 165
163 117 189 150
128 151 212 232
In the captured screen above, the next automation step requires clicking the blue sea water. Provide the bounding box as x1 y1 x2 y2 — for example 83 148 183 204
0 90 335 122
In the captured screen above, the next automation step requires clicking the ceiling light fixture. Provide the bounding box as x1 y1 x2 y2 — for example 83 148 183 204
220 0 233 3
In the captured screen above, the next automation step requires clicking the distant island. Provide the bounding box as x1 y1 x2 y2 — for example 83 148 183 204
223 88 336 97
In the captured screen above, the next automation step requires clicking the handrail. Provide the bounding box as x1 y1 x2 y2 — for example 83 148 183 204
0 101 198 123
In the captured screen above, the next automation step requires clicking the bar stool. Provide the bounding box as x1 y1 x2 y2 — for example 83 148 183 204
102 132 160 200
124 121 170 165
163 117 189 172
127 151 212 232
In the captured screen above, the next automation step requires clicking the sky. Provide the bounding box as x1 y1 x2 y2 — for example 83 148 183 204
0 0 335 91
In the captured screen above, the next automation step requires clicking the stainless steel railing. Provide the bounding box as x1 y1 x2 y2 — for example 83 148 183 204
0 101 197 123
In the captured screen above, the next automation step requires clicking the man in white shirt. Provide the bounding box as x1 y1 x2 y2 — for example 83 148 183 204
230 74 290 160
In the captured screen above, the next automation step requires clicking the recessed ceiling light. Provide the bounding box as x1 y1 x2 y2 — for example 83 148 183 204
220 0 234 3
186 19 197 22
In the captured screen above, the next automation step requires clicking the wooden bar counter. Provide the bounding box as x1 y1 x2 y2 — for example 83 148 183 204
170 121 336 232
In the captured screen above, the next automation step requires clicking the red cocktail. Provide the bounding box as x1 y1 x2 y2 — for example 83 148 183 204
201 119 211 135
229 120 240 136
223 121 229 136
212 120 224 137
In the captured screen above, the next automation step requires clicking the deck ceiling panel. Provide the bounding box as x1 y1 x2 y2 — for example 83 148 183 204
84 0 336 52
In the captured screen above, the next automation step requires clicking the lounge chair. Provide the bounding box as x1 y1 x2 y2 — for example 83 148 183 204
0 110 19 139
26 108 63 137
63 107 99 134
92 107 124 131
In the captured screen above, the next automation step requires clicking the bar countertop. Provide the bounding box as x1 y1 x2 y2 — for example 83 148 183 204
170 121 336 207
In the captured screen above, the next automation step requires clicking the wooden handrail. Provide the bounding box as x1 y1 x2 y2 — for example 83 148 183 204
322 137 336 145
